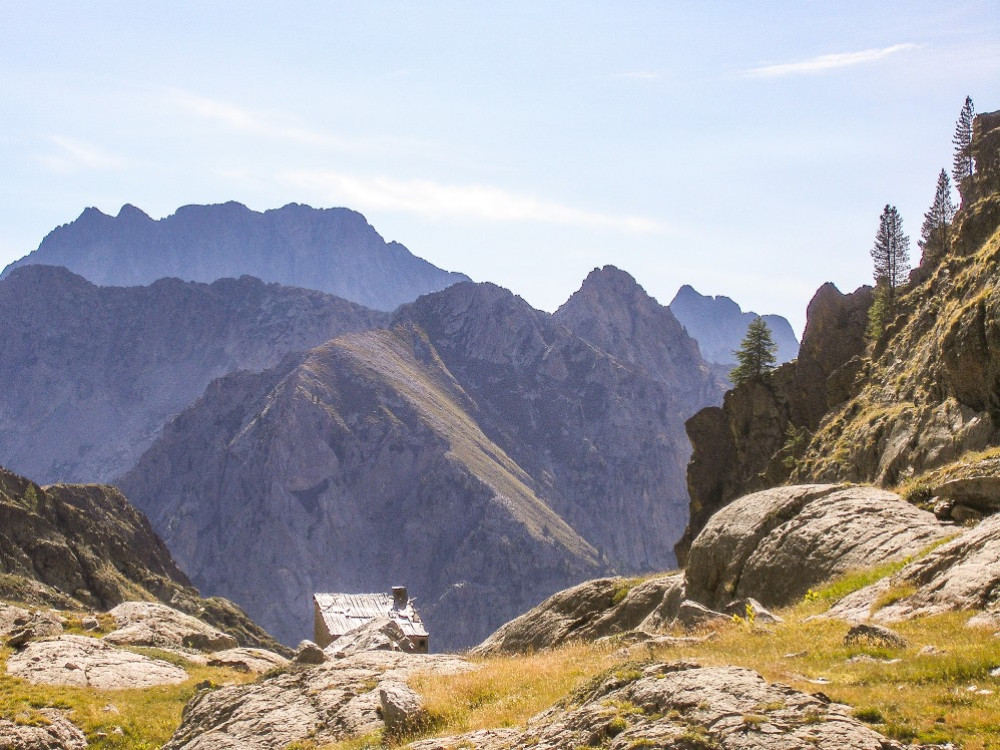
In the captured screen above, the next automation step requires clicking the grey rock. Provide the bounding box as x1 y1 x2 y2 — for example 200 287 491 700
472 574 685 656
326 618 414 658
163 650 473 749
104 602 237 652
81 616 100 631
0 709 88 749
675 600 729 630
723 597 783 624
293 640 327 665
844 624 908 649
936 474 1000 514
401 661 907 750
379 680 426 735
830 513 1000 623
6 634 187 689
685 484 951 610
206 648 289 674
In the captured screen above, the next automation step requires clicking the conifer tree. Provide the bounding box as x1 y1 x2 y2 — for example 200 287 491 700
952 96 975 191
918 169 956 264
730 317 777 386
870 204 910 305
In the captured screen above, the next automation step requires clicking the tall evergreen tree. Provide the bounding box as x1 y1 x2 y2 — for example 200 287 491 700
952 96 975 191
918 169 957 264
871 204 910 305
730 317 777 386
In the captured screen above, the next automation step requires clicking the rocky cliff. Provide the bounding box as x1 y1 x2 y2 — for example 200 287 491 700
0 465 281 651
119 269 722 649
1 202 470 311
0 265 386 484
679 110 1000 563
668 284 799 367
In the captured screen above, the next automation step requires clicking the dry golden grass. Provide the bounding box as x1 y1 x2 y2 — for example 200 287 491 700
0 644 257 750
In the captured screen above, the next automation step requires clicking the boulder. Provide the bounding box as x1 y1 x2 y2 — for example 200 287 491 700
163 650 474 749
293 640 327 665
206 648 289 673
935 475 1000 514
0 709 87 750
685 484 951 610
675 600 730 630
0 604 63 644
829 513 1000 623
844 624 908 649
6 634 188 689
326 618 415 658
723 597 783 624
403 661 908 750
379 680 426 735
472 574 685 656
104 601 237 652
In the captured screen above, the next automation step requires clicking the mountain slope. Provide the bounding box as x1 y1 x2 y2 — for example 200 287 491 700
1 202 470 311
119 271 720 649
0 265 386 484
0 465 281 651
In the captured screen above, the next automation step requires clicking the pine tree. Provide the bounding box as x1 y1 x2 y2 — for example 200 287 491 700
952 96 975 192
730 317 778 386
870 204 910 305
918 169 956 264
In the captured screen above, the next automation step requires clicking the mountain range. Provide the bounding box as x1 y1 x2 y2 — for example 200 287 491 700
0 202 469 312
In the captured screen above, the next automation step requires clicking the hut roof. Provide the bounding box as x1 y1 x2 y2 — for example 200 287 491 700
313 592 428 639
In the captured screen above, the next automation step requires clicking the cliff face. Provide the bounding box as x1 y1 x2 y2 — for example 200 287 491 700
0 265 386 484
1 202 470 311
679 110 1000 563
0 465 280 650
119 270 719 649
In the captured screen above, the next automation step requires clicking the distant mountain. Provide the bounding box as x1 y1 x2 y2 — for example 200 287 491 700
118 268 724 649
669 285 799 367
1 202 470 311
0 265 386 484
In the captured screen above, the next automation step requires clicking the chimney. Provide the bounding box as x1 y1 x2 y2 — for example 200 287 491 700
392 586 408 609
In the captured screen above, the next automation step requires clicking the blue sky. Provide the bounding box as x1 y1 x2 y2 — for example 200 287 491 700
2 2 997 334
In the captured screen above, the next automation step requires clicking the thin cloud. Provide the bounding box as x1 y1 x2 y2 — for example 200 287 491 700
39 136 127 173
169 89 360 149
281 170 666 234
744 43 918 78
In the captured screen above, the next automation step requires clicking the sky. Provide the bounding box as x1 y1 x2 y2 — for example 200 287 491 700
1 2 998 336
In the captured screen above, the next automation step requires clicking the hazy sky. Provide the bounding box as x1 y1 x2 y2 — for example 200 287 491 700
2 2 997 334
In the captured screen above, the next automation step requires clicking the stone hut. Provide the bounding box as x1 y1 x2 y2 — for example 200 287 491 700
312 586 429 653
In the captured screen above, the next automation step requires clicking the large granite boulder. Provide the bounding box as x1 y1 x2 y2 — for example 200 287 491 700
685 484 951 610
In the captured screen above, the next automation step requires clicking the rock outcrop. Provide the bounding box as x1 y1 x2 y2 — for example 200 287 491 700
162 650 473 750
103 602 238 652
120 272 721 649
669 283 799 367
828 511 1000 624
408 661 908 750
0 709 88 750
681 111 1000 563
0 465 284 653
0 265 385 484
684 484 951 610
1 201 469 312
472 574 685 656
6 634 189 689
